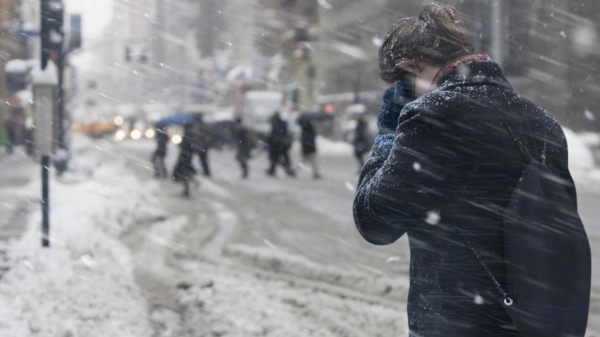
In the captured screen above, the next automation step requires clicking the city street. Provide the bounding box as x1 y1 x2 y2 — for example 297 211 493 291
121 140 409 275
119 139 600 284
2 135 600 336
2 0 600 335
115 138 600 334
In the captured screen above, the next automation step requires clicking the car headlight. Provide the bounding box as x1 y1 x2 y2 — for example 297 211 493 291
171 135 182 144
131 130 142 140
114 116 124 126
145 128 156 139
115 130 126 141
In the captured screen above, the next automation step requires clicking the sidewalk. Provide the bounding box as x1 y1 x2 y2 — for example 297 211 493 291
0 137 159 336
0 149 37 279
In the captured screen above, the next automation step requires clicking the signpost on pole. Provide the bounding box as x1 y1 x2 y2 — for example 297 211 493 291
31 61 58 247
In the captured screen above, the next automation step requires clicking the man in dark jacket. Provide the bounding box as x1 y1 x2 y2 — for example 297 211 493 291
194 114 213 177
4 117 17 154
267 112 295 177
152 126 169 178
299 117 321 179
352 115 370 169
173 124 199 197
234 118 253 179
354 3 576 337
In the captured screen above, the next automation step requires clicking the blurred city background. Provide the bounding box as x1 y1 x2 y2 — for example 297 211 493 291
2 0 600 148
1 1 600 336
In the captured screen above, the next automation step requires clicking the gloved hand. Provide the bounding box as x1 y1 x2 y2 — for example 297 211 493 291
377 80 414 134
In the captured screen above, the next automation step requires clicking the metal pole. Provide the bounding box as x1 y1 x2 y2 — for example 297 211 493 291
41 155 50 247
32 64 58 248
57 51 65 149
490 0 504 68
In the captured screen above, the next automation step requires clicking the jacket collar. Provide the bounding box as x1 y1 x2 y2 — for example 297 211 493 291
431 54 511 92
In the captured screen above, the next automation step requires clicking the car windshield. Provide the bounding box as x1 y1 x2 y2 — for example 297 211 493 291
1 1 599 336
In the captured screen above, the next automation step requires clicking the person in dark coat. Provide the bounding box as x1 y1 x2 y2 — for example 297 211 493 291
266 112 295 177
4 117 17 154
152 125 169 178
353 3 576 337
298 117 321 179
234 118 253 179
193 114 213 177
173 124 199 197
352 115 370 169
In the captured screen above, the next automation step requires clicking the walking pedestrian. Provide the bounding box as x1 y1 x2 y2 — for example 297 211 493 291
298 117 321 179
173 124 198 197
266 112 295 177
194 114 213 177
151 125 169 178
4 118 16 154
352 115 370 169
234 118 253 179
354 3 587 336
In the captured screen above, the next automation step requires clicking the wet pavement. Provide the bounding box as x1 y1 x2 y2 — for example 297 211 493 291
118 139 600 285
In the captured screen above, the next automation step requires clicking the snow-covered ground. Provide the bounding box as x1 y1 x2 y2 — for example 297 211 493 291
131 216 409 337
0 136 162 336
1 130 600 336
565 128 596 169
564 128 600 193
0 135 409 336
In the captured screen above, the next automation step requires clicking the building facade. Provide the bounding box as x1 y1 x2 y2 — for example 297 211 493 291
0 0 26 127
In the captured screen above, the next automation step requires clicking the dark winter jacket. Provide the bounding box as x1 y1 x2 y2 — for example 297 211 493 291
173 134 196 181
155 129 169 155
195 122 214 151
235 125 252 161
353 55 576 337
353 118 370 155
268 116 291 156
299 120 317 156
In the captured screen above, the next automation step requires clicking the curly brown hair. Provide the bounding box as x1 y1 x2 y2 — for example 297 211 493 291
379 3 474 83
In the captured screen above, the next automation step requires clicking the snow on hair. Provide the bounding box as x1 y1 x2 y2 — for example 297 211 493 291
379 2 474 83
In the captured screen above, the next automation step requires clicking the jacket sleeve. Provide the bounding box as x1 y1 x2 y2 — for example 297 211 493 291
353 103 463 245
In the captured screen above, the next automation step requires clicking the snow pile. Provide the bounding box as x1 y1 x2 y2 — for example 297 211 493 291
563 128 600 192
315 136 354 156
128 211 407 337
0 135 162 336
177 261 407 337
578 132 600 148
31 62 59 86
564 128 595 170
224 244 409 301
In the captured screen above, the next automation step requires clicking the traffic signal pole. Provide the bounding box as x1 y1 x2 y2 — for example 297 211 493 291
38 0 63 247
41 0 66 150
32 62 58 248
57 48 65 149
41 155 50 247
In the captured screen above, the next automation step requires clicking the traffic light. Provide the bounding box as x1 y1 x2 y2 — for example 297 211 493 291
41 0 65 69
